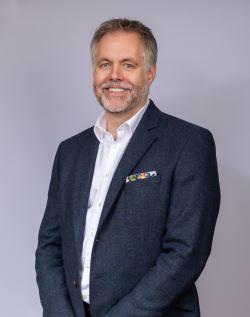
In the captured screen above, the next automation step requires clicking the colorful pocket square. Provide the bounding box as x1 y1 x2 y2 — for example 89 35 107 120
126 170 157 183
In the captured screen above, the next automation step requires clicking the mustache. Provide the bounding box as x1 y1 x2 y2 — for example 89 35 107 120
100 82 133 90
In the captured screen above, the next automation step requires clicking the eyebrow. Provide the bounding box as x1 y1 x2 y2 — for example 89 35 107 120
97 58 138 65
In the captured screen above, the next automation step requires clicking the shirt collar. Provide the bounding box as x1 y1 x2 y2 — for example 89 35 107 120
94 99 150 143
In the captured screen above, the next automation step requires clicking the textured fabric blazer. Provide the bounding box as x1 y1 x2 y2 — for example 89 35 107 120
35 100 220 317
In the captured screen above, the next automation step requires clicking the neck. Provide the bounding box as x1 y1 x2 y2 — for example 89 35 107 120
105 99 148 140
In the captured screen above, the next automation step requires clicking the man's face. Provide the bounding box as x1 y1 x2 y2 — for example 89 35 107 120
93 31 156 114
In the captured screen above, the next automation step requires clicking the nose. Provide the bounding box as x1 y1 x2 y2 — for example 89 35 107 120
110 64 123 81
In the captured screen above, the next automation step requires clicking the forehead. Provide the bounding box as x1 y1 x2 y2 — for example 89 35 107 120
95 31 145 61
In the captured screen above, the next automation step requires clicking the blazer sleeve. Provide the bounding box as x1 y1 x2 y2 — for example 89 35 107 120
35 143 75 317
105 129 221 317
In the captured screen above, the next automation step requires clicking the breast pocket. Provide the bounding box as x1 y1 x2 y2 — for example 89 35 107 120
123 174 161 225
125 174 161 190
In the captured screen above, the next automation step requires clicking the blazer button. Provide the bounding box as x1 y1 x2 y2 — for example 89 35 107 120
73 280 78 288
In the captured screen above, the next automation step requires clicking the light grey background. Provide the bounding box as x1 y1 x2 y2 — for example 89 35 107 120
0 0 249 316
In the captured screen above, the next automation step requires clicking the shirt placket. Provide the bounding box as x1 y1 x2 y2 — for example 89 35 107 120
81 136 122 301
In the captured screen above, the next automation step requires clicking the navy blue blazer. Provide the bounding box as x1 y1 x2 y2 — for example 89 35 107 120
35 100 220 317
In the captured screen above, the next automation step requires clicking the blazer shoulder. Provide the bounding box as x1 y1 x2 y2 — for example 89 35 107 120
55 126 95 159
160 111 215 141
60 126 94 146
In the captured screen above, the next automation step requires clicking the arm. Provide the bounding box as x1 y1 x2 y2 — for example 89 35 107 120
35 143 75 317
105 130 221 317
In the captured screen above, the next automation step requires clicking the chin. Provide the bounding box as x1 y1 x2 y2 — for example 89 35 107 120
100 96 133 113
103 103 129 113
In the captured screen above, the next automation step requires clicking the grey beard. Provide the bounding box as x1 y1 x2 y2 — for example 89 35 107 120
94 84 149 114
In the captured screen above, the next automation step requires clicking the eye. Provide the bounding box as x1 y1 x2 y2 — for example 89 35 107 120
124 63 134 70
100 63 110 69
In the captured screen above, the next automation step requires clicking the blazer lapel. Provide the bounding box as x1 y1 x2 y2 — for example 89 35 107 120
72 100 161 259
72 129 99 258
96 100 161 234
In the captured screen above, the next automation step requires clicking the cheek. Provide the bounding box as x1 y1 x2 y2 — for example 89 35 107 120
93 71 107 86
131 71 147 87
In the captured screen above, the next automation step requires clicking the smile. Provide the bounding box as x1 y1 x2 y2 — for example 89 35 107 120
107 88 129 92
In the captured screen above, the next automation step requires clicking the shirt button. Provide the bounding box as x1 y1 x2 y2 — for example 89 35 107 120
105 173 109 177
73 280 78 288
98 202 102 207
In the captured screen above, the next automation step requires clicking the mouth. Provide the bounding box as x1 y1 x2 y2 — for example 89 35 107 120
102 87 131 95
108 88 127 92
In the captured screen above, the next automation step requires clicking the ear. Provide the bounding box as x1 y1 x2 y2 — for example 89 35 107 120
147 64 156 85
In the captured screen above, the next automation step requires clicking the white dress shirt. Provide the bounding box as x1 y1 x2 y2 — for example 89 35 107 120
80 99 149 303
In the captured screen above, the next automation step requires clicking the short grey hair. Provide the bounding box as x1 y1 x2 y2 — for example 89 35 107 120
90 18 158 69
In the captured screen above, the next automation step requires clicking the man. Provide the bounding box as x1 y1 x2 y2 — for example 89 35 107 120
35 18 220 317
